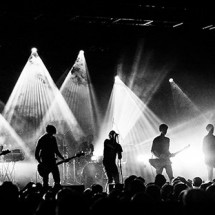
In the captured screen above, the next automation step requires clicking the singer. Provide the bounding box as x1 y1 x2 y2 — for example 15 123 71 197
102 130 123 191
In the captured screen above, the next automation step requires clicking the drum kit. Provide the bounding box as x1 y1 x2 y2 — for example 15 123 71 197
73 153 106 188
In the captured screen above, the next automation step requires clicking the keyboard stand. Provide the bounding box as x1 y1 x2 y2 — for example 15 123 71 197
0 161 16 182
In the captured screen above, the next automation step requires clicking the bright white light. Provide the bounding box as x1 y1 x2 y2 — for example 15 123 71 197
59 48 99 141
136 154 148 163
202 25 213 30
91 155 98 161
169 78 173 83
172 144 205 179
115 75 120 82
143 20 153 26
3 48 84 160
173 22 183 28
31 47 37 53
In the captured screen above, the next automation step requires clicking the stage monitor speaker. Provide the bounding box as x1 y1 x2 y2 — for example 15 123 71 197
62 185 85 193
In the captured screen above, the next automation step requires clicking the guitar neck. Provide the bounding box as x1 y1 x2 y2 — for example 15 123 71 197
57 157 74 165
56 152 84 165
172 145 190 157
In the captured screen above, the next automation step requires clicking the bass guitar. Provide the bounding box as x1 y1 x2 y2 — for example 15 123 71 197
37 151 85 177
149 144 190 169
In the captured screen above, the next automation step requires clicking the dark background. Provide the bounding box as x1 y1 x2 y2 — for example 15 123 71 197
1 0 215 124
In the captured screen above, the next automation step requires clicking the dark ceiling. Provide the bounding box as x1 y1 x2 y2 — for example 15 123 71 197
1 0 215 118
1 1 215 30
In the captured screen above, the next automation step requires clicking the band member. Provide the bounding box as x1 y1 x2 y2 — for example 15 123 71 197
202 124 215 181
151 124 174 182
103 130 123 190
79 134 94 156
78 134 94 164
35 124 65 188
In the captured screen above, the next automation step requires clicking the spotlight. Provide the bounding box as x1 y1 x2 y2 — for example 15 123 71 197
80 50 84 54
169 78 173 83
31 47 38 53
115 75 120 81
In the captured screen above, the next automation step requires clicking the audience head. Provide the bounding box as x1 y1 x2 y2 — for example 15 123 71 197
182 188 212 214
91 183 103 194
193 177 203 188
155 174 166 188
160 183 173 201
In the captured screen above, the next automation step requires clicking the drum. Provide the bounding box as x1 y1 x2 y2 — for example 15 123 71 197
81 162 105 188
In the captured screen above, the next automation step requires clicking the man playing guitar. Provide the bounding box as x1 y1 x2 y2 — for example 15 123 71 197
150 124 174 182
35 124 66 188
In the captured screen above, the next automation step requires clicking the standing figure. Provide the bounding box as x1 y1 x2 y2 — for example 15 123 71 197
77 134 94 172
35 124 65 188
86 134 94 156
103 130 123 190
150 124 174 182
79 134 94 160
202 124 215 181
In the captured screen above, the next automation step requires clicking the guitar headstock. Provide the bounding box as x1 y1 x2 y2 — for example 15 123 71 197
0 149 11 156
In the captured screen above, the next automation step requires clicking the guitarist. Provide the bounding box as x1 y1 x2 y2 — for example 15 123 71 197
151 124 174 182
202 124 215 182
35 124 66 188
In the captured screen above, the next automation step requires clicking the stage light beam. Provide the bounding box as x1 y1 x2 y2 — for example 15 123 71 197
59 49 102 144
169 78 173 83
31 47 37 53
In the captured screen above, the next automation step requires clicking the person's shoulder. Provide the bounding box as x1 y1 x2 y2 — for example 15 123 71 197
104 139 109 144
116 143 122 148
203 135 207 140
203 134 211 141
38 134 46 140
153 135 160 141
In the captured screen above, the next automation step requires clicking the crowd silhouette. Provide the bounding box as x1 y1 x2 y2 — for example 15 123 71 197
1 173 215 215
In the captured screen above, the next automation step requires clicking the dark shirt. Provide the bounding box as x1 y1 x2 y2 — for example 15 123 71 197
203 133 215 166
151 135 171 158
35 133 64 164
103 139 123 165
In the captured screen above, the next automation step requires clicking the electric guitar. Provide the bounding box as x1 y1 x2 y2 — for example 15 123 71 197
149 144 190 169
37 151 85 177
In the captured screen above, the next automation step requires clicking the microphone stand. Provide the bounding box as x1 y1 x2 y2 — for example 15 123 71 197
119 159 123 184
115 133 123 184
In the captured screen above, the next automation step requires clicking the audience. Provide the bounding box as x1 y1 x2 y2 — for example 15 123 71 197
1 174 215 215
192 176 203 188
